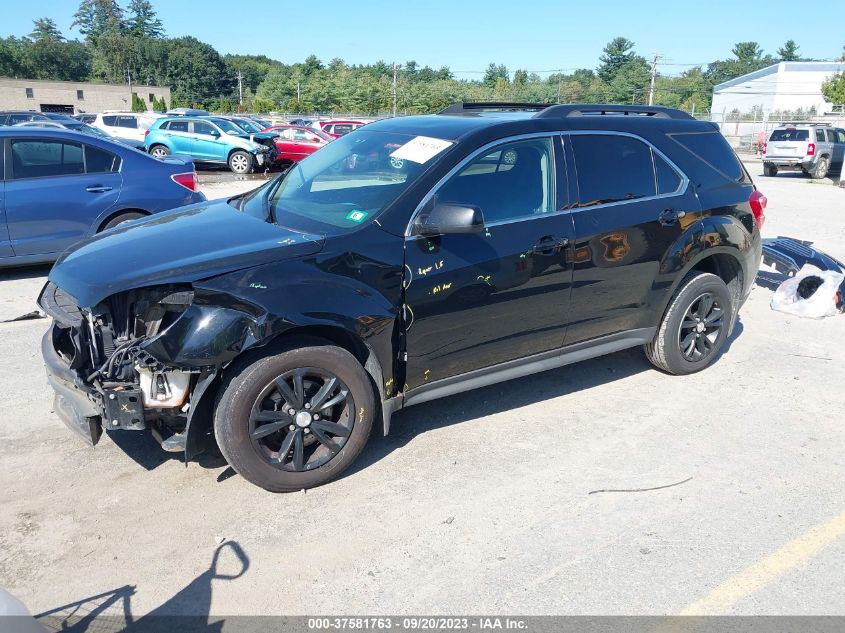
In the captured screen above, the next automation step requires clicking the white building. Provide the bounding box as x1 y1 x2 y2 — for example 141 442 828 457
711 61 845 120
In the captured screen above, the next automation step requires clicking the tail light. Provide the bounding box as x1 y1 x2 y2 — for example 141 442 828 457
807 143 816 156
749 190 767 229
144 130 150 137
171 172 198 192
762 142 767 155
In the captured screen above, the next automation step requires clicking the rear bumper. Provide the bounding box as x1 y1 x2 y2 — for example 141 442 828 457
41 326 103 445
764 157 813 170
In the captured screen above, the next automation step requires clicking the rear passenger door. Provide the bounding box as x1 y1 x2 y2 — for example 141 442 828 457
0 147 12 258
3 138 121 256
164 119 193 154
564 132 700 344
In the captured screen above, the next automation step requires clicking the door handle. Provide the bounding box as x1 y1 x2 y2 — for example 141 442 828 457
85 185 113 193
658 208 686 226
532 236 569 254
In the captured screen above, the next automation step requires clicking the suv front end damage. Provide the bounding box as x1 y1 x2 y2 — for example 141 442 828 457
39 282 227 452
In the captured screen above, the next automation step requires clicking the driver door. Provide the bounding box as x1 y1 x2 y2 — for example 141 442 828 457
191 121 225 161
403 136 574 390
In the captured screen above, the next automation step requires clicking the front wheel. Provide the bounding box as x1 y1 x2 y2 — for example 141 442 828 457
214 341 375 492
228 151 254 174
644 272 733 375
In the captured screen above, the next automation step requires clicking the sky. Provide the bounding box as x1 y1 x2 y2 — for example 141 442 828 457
4 0 844 78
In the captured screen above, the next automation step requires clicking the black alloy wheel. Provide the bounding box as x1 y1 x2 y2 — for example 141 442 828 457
249 368 354 472
677 292 724 362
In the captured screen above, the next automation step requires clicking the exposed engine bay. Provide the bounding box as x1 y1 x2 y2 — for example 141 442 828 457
40 282 201 448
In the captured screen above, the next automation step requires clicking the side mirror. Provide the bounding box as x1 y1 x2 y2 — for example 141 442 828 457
414 202 485 236
210 130 220 137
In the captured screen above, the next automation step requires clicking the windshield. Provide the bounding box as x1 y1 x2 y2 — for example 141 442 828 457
769 129 809 142
234 119 262 133
209 118 244 134
71 123 109 138
260 130 453 234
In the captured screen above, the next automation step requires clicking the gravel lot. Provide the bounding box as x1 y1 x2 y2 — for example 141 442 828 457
0 160 843 621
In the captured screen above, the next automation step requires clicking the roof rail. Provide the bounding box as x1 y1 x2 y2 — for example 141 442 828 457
533 104 695 120
438 102 696 120
439 102 552 114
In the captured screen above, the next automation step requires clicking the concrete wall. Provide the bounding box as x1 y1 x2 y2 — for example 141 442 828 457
711 62 845 120
0 78 171 114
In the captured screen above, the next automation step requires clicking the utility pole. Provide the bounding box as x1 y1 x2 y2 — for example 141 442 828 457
647 54 661 106
127 66 132 105
392 62 398 117
557 79 562 104
237 70 243 107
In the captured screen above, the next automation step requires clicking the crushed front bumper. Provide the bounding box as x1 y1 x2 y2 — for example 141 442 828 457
41 325 103 446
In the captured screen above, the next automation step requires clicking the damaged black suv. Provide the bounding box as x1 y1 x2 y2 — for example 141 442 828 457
39 103 764 492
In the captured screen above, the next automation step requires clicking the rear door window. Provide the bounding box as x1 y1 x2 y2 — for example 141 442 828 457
10 139 85 179
168 120 189 132
769 129 808 142
570 134 656 206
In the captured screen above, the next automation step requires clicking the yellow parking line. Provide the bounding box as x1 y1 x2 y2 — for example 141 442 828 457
680 509 845 615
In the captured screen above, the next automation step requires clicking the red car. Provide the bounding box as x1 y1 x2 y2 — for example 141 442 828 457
315 120 366 139
262 125 333 163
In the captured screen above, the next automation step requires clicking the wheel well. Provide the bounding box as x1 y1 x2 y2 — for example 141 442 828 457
227 147 253 160
97 208 149 232
690 253 744 308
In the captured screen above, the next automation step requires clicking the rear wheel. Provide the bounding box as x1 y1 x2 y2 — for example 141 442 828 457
645 272 733 375
214 341 375 492
149 145 170 158
228 151 254 174
763 162 778 177
101 211 145 231
813 156 830 179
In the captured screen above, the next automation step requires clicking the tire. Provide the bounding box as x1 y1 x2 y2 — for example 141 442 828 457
214 340 375 492
228 151 254 174
813 156 829 179
101 211 146 231
763 163 778 177
644 272 733 376
149 144 170 158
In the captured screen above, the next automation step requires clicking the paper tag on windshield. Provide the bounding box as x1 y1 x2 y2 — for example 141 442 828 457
390 136 452 164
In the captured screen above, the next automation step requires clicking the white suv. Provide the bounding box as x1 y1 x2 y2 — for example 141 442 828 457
91 111 163 145
762 124 845 178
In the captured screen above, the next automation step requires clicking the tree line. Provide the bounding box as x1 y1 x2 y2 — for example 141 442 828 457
0 0 841 115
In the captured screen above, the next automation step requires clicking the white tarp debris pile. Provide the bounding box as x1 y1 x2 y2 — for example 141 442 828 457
770 265 845 319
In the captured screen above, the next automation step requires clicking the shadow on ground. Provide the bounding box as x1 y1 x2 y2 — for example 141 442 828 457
0 264 51 282
35 541 249 633
345 316 745 482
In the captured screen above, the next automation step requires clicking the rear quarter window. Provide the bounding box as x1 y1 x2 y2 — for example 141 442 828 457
669 131 745 183
102 115 118 126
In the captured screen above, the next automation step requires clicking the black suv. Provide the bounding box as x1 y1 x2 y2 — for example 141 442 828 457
39 103 764 492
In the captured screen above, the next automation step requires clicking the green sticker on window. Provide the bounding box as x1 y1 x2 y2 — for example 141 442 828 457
345 210 368 223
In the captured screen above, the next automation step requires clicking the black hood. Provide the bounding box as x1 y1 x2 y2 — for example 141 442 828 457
49 199 324 307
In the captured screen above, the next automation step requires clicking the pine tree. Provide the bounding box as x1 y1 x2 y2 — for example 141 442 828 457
29 18 64 42
777 40 800 61
126 0 164 38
